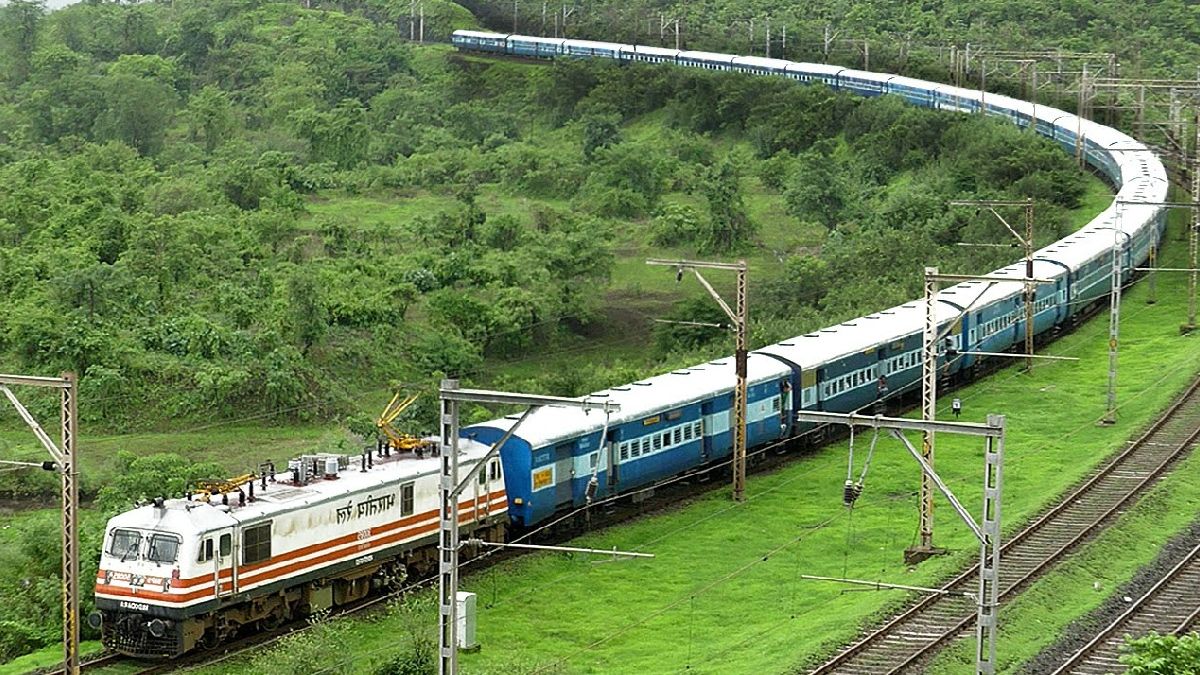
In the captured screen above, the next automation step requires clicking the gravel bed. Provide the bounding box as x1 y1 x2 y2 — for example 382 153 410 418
1019 518 1200 674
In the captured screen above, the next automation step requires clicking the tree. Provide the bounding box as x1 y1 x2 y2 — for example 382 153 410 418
698 158 755 252
287 271 327 355
93 73 176 156
581 113 621 160
785 147 846 230
0 0 43 85
1121 632 1200 674
187 86 235 153
288 99 369 170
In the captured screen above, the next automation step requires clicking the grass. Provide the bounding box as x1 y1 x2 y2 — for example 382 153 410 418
171 219 1200 675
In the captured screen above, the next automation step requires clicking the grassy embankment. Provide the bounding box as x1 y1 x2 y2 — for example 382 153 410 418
141 215 1200 675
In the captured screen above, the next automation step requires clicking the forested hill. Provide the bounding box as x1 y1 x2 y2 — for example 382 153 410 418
0 0 1094 437
466 0 1200 79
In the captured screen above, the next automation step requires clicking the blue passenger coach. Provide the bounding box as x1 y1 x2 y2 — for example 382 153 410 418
466 357 792 527
450 30 1169 532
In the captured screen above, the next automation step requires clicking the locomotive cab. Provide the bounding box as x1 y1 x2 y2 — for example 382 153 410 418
93 500 237 658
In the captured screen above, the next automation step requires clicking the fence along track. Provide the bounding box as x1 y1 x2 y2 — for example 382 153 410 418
1049 540 1200 674
810 374 1200 675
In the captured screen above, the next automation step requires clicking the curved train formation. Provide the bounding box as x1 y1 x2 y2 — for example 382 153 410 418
92 30 1168 658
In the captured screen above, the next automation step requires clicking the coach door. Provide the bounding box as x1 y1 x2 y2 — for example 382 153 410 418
472 464 488 521
700 401 714 461
554 442 574 508
214 528 235 598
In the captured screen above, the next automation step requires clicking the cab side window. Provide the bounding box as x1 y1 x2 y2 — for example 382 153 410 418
197 538 214 563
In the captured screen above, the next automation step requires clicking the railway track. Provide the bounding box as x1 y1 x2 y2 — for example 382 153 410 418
1049 540 1200 674
809 373 1200 675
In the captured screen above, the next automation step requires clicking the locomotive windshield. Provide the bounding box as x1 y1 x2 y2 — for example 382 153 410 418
109 528 141 561
146 533 180 564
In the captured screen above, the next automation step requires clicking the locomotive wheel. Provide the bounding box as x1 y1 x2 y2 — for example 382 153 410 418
261 611 285 631
200 628 222 650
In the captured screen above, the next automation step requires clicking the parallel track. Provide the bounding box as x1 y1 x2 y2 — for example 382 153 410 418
1049 541 1200 674
810 374 1200 675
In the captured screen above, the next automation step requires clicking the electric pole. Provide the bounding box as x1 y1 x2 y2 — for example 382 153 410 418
911 269 1050 564
438 381 618 675
0 372 78 675
647 259 749 502
949 199 1038 371
798 409 1005 675
1104 197 1200 424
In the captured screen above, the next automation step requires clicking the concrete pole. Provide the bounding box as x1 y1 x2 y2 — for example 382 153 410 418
438 380 460 675
1102 206 1122 425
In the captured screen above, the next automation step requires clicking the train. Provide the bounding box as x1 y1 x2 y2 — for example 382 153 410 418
90 30 1168 658
92 446 507 656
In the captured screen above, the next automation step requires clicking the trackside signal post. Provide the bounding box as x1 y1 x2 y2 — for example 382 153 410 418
646 259 749 502
798 410 1005 675
0 373 79 675
437 381 620 675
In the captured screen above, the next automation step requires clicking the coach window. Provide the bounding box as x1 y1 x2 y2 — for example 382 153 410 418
401 483 415 517
243 522 272 565
197 538 214 563
620 443 630 461
673 428 682 444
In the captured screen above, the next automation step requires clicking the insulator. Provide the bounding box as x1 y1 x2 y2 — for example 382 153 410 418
842 480 862 507
585 476 598 502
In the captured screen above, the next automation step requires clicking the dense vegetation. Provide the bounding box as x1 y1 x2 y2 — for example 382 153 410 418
0 0 1089 436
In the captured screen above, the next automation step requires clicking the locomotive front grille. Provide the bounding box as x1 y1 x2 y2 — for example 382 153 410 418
102 611 182 658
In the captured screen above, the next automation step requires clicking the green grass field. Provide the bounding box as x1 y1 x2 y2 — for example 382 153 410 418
155 218 1200 675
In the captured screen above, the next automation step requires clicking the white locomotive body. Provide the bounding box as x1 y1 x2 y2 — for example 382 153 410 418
93 442 505 657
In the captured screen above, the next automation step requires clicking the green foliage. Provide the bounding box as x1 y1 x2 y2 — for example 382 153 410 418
581 112 621 160
95 451 226 515
650 202 703 247
248 612 355 675
654 297 729 355
370 597 436 675
698 157 756 252
92 72 175 156
1121 632 1200 675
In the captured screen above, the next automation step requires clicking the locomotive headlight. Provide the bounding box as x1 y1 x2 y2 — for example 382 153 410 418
146 618 171 638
